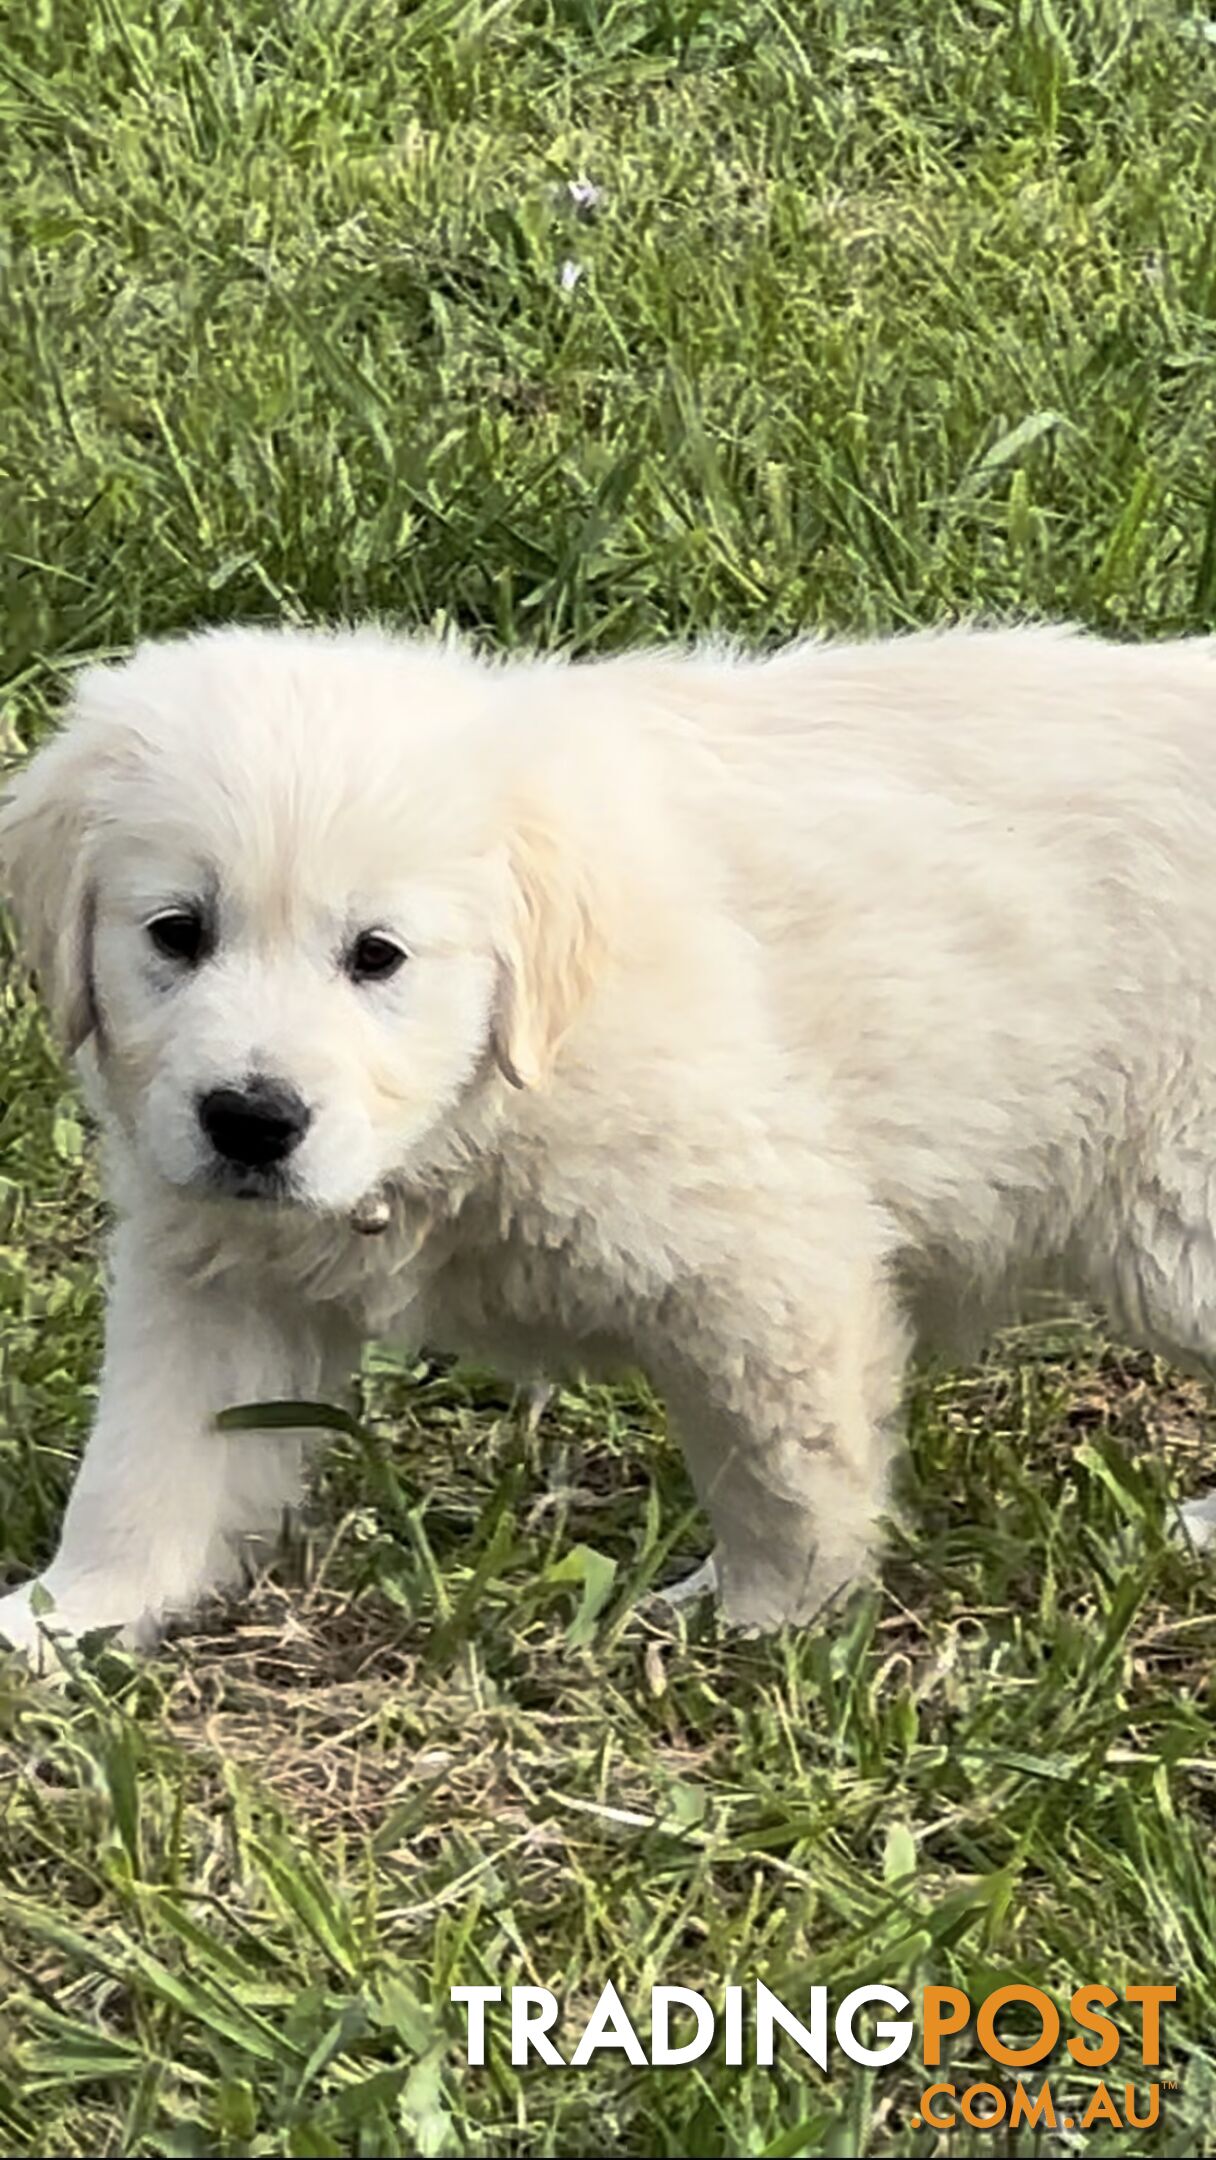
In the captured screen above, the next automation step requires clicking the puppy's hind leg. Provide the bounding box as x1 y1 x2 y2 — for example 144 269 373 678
1098 1159 1216 1557
660 1252 910 1632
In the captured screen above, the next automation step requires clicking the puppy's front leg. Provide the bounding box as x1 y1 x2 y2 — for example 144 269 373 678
0 1224 355 1665
662 1261 909 1631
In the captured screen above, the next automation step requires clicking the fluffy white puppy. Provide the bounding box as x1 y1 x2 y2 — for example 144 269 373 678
1 622 1214 1662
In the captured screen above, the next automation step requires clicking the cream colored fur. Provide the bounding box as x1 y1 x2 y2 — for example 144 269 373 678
1 621 1214 1663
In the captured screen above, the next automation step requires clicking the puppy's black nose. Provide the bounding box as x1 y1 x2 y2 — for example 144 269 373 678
198 1081 311 1170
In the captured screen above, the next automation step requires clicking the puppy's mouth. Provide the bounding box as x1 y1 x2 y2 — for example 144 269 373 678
200 1162 395 1235
203 1162 299 1205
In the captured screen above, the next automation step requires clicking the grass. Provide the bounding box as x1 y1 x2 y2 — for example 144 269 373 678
2 0 1216 2151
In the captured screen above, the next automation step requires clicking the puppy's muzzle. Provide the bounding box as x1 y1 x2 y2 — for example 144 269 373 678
197 1080 311 1171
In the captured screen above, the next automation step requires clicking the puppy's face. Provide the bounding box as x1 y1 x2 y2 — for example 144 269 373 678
0 629 601 1218
91 801 500 1217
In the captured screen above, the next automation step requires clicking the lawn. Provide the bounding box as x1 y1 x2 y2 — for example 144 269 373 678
2 2 1216 2153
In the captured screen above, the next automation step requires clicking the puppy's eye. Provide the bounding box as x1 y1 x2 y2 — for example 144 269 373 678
147 909 206 965
348 931 407 983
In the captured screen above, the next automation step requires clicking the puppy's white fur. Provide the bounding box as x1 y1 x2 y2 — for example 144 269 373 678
2 622 1215 1660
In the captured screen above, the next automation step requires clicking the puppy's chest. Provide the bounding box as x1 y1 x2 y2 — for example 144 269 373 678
349 1187 669 1361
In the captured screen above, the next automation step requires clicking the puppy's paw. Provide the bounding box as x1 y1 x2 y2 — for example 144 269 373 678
647 1550 868 1635
714 1552 872 1633
522 1378 555 1432
1175 1492 1216 1553
0 1580 142 1678
649 1552 719 1612
0 1584 76 1677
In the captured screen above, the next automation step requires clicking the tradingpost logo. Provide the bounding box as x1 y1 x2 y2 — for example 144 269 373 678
451 1978 1176 2131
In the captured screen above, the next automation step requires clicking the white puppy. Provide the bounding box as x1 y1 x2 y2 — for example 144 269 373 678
1 622 1214 1662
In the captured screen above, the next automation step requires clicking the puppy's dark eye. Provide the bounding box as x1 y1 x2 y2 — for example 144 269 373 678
348 931 407 983
147 909 206 965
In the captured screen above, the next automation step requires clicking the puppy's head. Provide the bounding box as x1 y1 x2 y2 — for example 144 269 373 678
0 627 606 1217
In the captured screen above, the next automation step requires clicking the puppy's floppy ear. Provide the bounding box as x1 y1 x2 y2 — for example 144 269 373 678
0 682 126 1053
492 808 608 1089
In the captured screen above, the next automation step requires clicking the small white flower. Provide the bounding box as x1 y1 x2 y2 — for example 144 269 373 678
567 176 601 213
559 258 584 293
